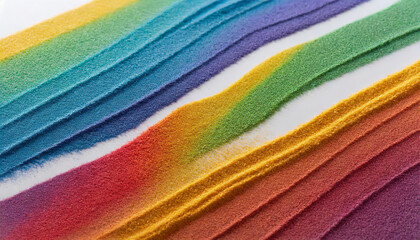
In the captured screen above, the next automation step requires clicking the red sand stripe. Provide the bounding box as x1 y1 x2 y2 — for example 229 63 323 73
269 134 420 239
216 107 419 240
167 92 419 239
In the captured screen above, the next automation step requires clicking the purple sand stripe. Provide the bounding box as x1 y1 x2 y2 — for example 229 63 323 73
323 163 420 240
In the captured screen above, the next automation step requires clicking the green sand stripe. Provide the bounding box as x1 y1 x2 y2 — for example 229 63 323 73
0 0 176 105
194 0 420 157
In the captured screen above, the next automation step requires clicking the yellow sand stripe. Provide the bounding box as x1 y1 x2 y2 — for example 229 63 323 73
0 0 136 61
101 61 420 239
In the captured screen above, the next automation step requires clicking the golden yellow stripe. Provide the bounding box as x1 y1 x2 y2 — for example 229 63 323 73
100 61 420 240
158 44 303 161
0 0 136 61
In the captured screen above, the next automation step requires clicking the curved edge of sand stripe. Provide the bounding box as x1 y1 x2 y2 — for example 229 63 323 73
100 61 420 239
